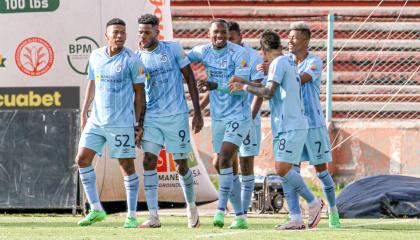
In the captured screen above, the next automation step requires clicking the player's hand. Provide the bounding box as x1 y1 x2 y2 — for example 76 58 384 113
256 62 270 75
135 126 143 148
228 75 247 84
198 80 217 93
229 81 244 93
192 112 204 134
80 114 88 130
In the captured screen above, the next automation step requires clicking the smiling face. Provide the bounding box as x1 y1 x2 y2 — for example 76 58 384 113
105 24 126 50
288 29 309 54
209 21 228 50
138 23 159 49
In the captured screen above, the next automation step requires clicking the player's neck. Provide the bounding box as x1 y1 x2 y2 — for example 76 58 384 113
294 51 309 64
141 40 159 52
107 46 123 57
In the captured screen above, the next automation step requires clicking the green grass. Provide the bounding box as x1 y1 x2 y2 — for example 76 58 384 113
1 215 419 240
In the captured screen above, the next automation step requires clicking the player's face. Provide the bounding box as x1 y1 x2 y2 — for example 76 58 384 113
228 31 242 45
105 24 126 49
138 24 159 49
288 30 309 54
209 22 228 49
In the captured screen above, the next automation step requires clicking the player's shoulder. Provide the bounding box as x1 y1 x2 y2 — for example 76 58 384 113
191 43 212 55
227 41 247 55
273 54 293 65
90 46 106 58
306 53 322 64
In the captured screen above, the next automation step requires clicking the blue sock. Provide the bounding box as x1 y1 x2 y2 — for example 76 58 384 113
79 166 102 211
281 169 315 204
317 170 336 211
287 165 301 215
241 175 255 214
217 167 233 211
144 170 159 215
124 173 139 218
179 169 196 207
229 175 243 216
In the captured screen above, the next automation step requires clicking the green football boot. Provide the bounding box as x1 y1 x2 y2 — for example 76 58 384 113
329 212 341 228
228 218 248 229
77 210 106 226
213 211 225 228
123 217 139 228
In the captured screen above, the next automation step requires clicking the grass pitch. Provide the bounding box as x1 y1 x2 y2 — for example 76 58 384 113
1 214 419 240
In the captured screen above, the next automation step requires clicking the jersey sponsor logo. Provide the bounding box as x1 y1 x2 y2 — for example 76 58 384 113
160 53 168 62
0 53 6 67
15 37 54 76
67 36 99 75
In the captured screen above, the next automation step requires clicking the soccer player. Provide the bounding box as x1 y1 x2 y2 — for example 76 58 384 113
226 21 264 219
229 30 324 230
286 21 341 228
76 18 145 228
136 14 204 228
187 19 251 229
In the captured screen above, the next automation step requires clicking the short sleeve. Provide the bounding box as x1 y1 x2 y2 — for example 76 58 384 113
302 57 322 85
130 57 146 84
186 46 203 63
170 42 190 69
87 56 95 81
233 48 250 80
267 58 286 85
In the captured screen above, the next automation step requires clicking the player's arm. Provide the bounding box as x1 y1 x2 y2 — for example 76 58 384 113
231 81 277 100
300 72 313 85
80 80 95 129
200 92 210 110
133 83 145 147
182 65 204 134
250 79 263 120
300 57 322 85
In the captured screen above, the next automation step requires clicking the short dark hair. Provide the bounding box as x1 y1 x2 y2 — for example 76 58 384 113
290 21 311 39
260 30 281 51
227 21 241 33
138 14 160 27
106 18 126 28
210 18 227 28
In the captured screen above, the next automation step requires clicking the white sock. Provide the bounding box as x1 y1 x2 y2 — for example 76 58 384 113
291 214 303 222
91 202 103 211
127 211 136 218
308 198 319 207
149 209 158 217
329 206 338 213
187 202 196 209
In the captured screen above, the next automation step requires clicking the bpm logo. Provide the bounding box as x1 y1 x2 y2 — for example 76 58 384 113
67 36 99 75
15 37 54 76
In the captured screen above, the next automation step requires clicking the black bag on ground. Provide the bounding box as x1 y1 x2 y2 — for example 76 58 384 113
337 175 420 218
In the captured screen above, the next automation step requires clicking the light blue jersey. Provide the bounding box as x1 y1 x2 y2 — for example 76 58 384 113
135 41 190 118
243 44 264 122
87 47 145 127
267 55 308 134
296 53 325 128
187 42 251 121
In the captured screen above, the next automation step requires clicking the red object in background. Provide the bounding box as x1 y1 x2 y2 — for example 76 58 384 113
157 147 177 173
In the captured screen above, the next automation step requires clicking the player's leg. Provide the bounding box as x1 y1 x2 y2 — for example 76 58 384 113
308 126 340 228
280 163 302 225
216 119 250 229
139 119 165 228
228 152 242 225
106 126 139 228
166 113 200 228
76 123 106 226
274 130 322 230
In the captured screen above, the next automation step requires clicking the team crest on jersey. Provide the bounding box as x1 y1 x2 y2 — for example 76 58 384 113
310 64 316 70
220 59 227 69
139 67 145 75
95 75 100 82
161 54 168 62
116 64 122 72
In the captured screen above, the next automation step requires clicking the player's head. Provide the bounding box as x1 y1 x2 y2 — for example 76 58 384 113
209 18 228 50
227 21 242 45
260 30 282 61
288 21 311 54
138 14 160 49
105 18 126 50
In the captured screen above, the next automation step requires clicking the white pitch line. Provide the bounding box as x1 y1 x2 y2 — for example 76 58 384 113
344 219 418 228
